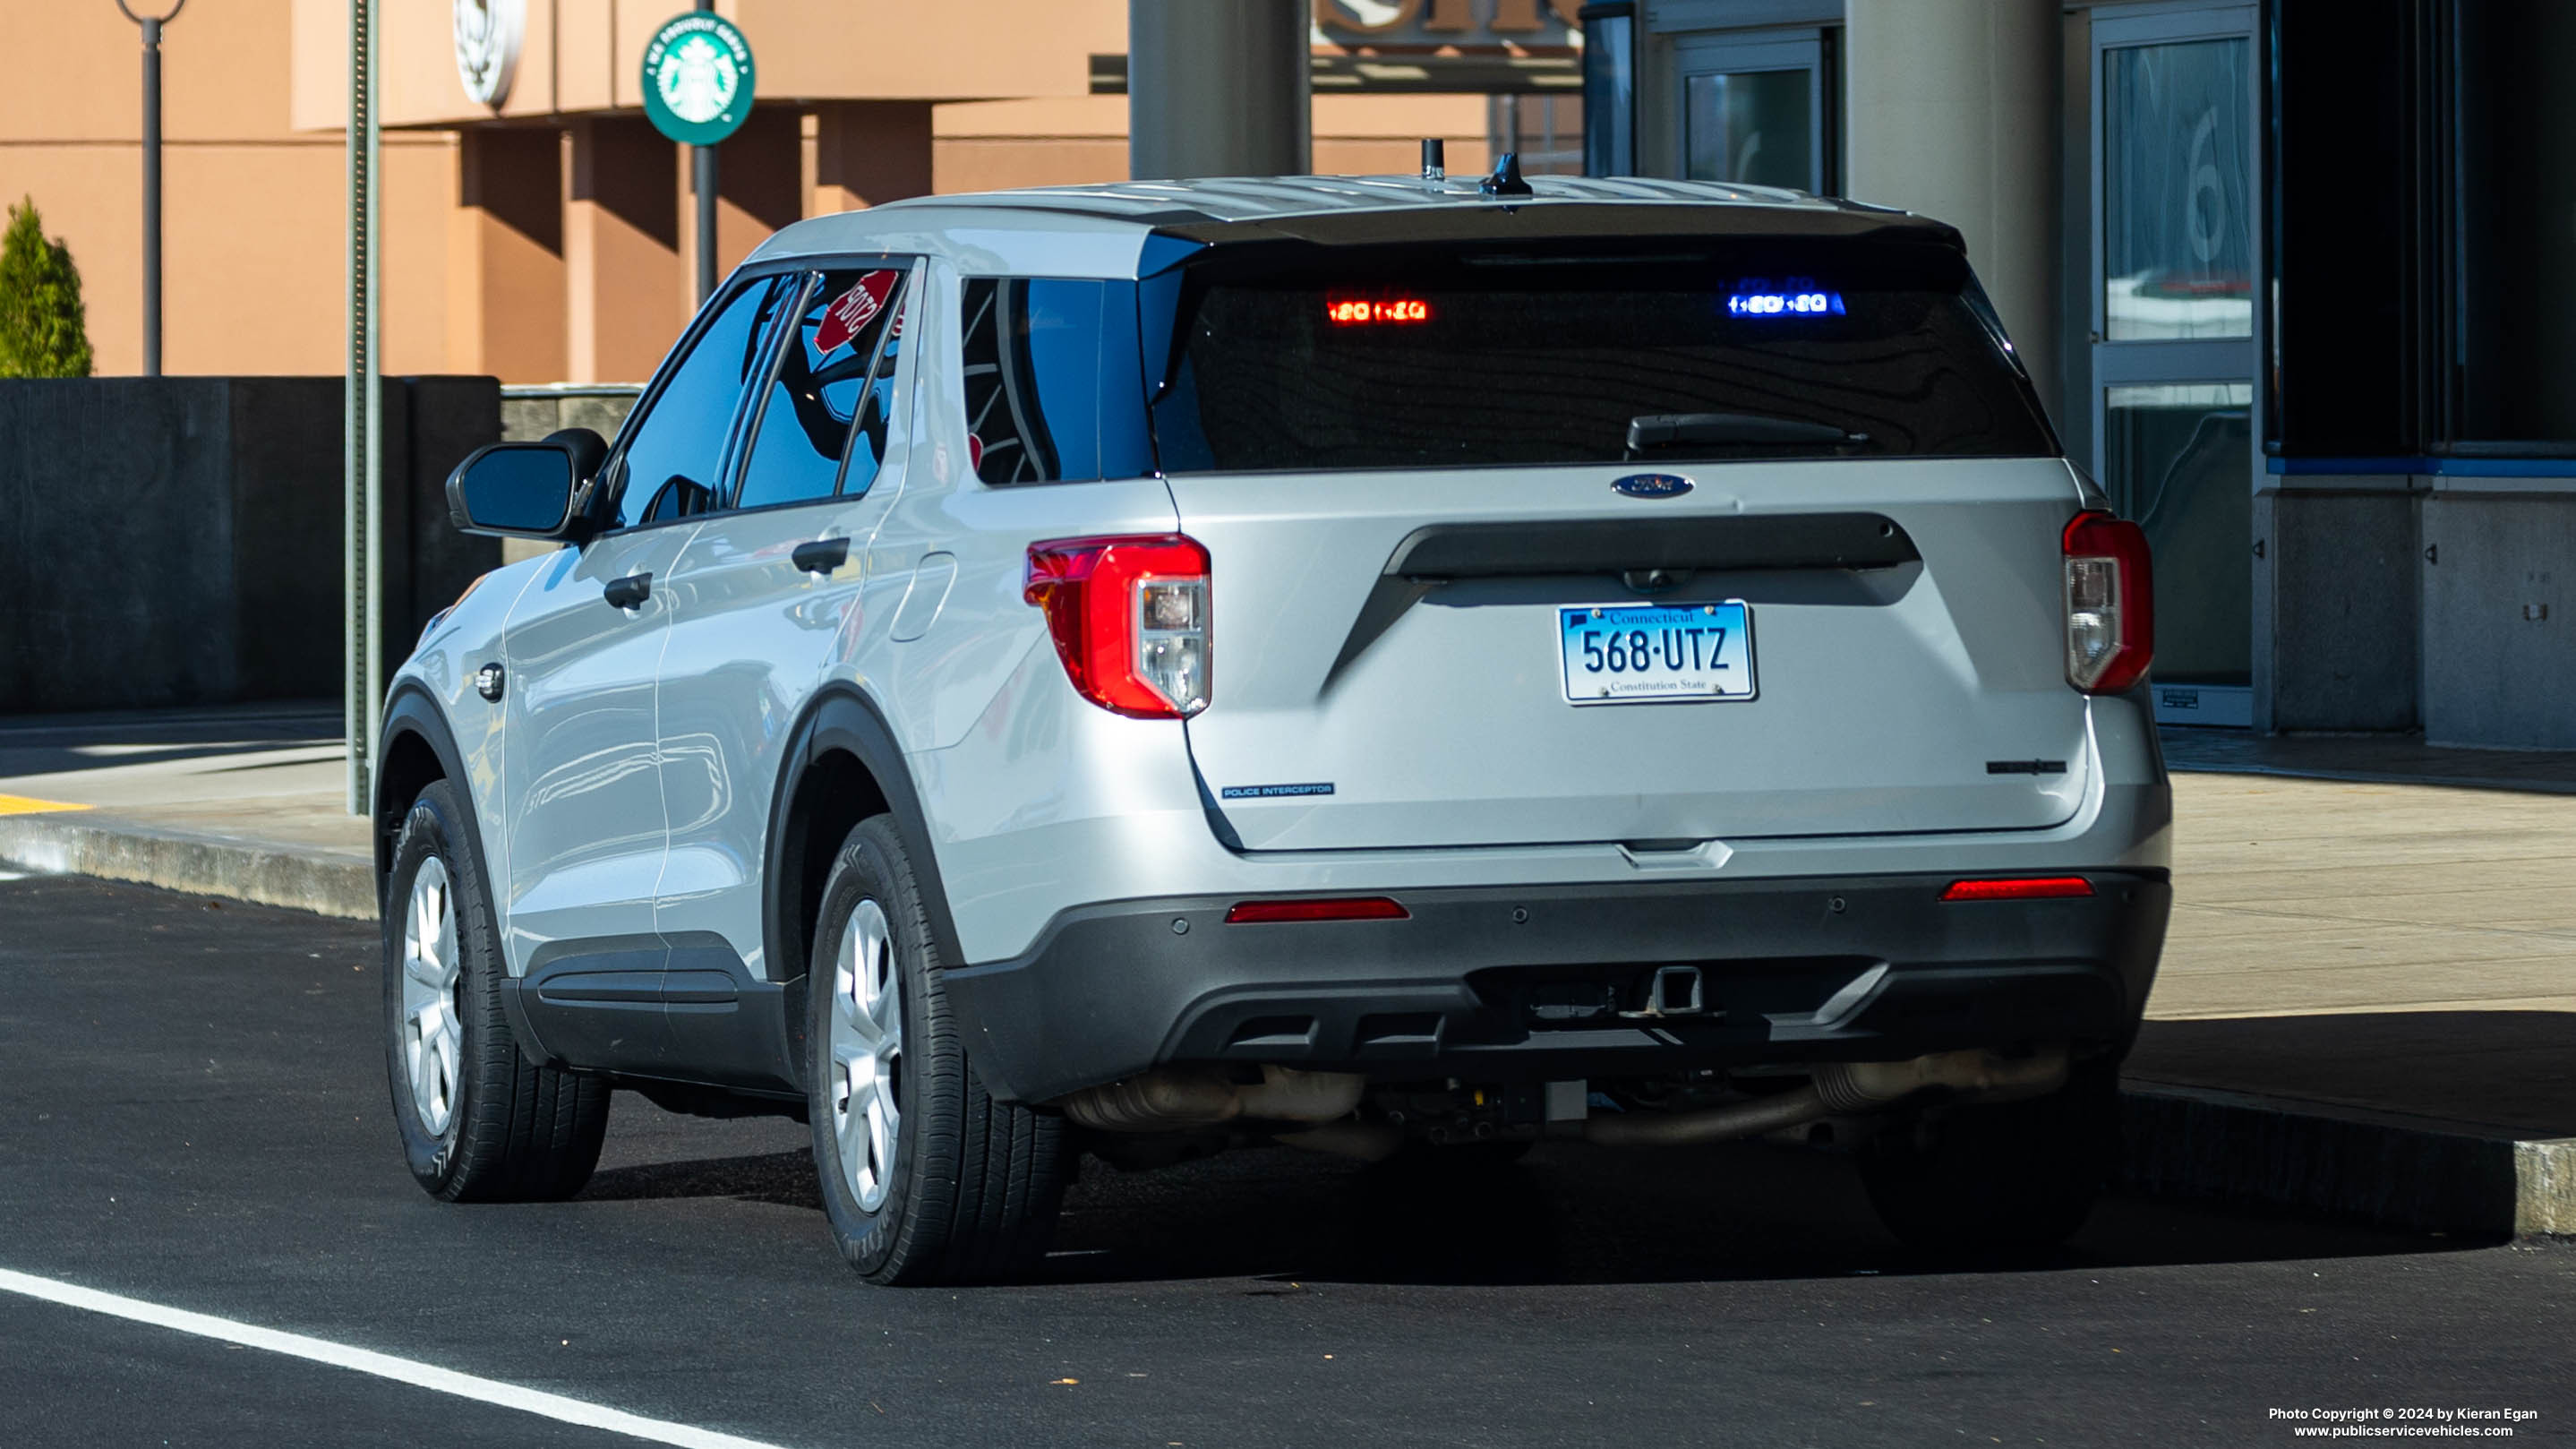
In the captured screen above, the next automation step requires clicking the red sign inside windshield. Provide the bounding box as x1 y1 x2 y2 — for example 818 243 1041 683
1324 297 1433 326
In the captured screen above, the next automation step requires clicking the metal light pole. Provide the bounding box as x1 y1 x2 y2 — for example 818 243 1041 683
692 0 718 304
114 0 186 377
345 0 383 815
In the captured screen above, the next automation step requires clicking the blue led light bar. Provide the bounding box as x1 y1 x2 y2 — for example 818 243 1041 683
1725 289 1845 317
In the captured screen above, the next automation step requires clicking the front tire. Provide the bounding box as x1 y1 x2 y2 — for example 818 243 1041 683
1858 1058 2119 1255
383 779 610 1201
807 816 1071 1285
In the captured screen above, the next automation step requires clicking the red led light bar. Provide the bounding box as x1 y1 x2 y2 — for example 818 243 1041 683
1938 877 2096 903
1224 897 1411 924
1324 298 1433 326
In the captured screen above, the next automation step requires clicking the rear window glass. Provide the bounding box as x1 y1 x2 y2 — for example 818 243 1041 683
1150 242 2055 473
961 279 1153 484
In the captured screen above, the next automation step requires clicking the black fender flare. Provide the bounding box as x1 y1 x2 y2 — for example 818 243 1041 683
374 684 497 906
376 683 552 1063
762 682 966 985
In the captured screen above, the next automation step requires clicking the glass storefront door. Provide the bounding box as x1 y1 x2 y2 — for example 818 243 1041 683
1673 32 1827 193
2092 4 2258 719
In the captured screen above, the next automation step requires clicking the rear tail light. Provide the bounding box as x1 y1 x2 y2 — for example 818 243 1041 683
2062 510 2154 694
1225 897 1410 924
1023 535 1211 718
1939 876 2095 902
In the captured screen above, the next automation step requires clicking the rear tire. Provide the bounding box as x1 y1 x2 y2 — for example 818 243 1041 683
1859 1058 2118 1255
807 816 1071 1285
383 779 610 1202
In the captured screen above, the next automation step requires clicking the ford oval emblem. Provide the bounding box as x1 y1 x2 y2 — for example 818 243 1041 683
1612 473 1694 500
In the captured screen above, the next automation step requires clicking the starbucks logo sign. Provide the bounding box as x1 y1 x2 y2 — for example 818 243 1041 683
452 0 523 108
657 35 739 124
640 13 757 147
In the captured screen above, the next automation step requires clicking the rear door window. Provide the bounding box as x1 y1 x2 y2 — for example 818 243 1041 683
733 264 911 510
1149 241 2056 473
607 277 792 527
842 275 913 500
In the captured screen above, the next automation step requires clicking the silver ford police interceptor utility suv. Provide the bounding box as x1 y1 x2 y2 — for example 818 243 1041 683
378 171 2169 1285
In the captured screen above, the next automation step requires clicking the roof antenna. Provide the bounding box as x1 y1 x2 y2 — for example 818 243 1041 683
1480 150 1534 199
1420 137 1446 184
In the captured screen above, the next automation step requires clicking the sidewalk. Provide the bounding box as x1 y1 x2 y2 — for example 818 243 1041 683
3 708 2571 1235
0 704 368 917
2122 737 2576 1238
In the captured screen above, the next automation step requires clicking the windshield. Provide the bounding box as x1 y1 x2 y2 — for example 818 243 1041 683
1147 240 2057 473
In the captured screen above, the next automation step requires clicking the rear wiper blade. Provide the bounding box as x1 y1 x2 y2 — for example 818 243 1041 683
1626 412 1869 453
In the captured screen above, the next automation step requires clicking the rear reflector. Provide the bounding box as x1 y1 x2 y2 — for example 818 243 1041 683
1224 897 1410 924
1939 877 2096 902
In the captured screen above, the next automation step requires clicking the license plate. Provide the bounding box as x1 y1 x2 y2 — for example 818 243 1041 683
1558 602 1756 705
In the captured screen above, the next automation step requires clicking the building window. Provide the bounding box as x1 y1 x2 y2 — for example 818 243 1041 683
1673 30 1829 193
2445 0 2576 449
2103 382 2253 686
2101 37 2255 342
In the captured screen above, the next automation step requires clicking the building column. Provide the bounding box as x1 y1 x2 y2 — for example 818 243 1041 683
564 116 682 384
447 127 566 383
1128 0 1312 179
1844 0 2061 423
808 102 935 215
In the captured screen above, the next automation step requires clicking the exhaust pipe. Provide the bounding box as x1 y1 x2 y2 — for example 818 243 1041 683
1275 1119 1407 1162
1061 1047 2068 1153
1059 1065 1365 1133
1581 1083 1836 1149
1811 1046 2067 1112
1582 1046 2069 1150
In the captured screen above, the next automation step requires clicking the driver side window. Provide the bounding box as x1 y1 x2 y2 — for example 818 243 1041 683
603 278 791 529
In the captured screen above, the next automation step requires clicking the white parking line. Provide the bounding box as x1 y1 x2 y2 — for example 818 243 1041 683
0 1268 792 1449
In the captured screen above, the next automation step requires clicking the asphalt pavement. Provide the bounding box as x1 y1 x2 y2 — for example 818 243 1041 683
4 873 2572 1448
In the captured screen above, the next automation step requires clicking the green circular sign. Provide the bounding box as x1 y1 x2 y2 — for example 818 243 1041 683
640 13 755 146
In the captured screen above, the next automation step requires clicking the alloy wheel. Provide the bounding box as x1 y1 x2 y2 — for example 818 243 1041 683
399 857 463 1137
830 898 903 1212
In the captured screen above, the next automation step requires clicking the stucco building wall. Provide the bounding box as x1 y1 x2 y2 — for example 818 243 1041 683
5 2 1507 381
0 0 452 376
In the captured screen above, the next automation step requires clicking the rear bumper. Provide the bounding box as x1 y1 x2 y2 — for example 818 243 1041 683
942 870 2169 1105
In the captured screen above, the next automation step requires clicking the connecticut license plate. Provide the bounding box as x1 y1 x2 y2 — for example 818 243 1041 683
1557 602 1756 705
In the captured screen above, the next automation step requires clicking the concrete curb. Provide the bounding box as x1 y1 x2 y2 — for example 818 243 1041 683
0 811 374 921
2122 1081 2576 1239
4 809 2569 1239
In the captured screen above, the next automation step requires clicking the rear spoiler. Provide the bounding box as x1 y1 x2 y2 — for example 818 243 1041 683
1145 202 1964 269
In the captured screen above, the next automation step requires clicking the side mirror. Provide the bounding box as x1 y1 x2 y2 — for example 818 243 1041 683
446 440 587 541
543 426 609 484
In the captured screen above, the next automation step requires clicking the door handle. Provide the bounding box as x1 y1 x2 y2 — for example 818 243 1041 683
792 538 850 575
603 572 652 611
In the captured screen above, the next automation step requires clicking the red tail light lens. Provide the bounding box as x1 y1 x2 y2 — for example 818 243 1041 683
1023 535 1211 719
1939 876 2096 902
2062 510 2154 694
1225 897 1410 924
